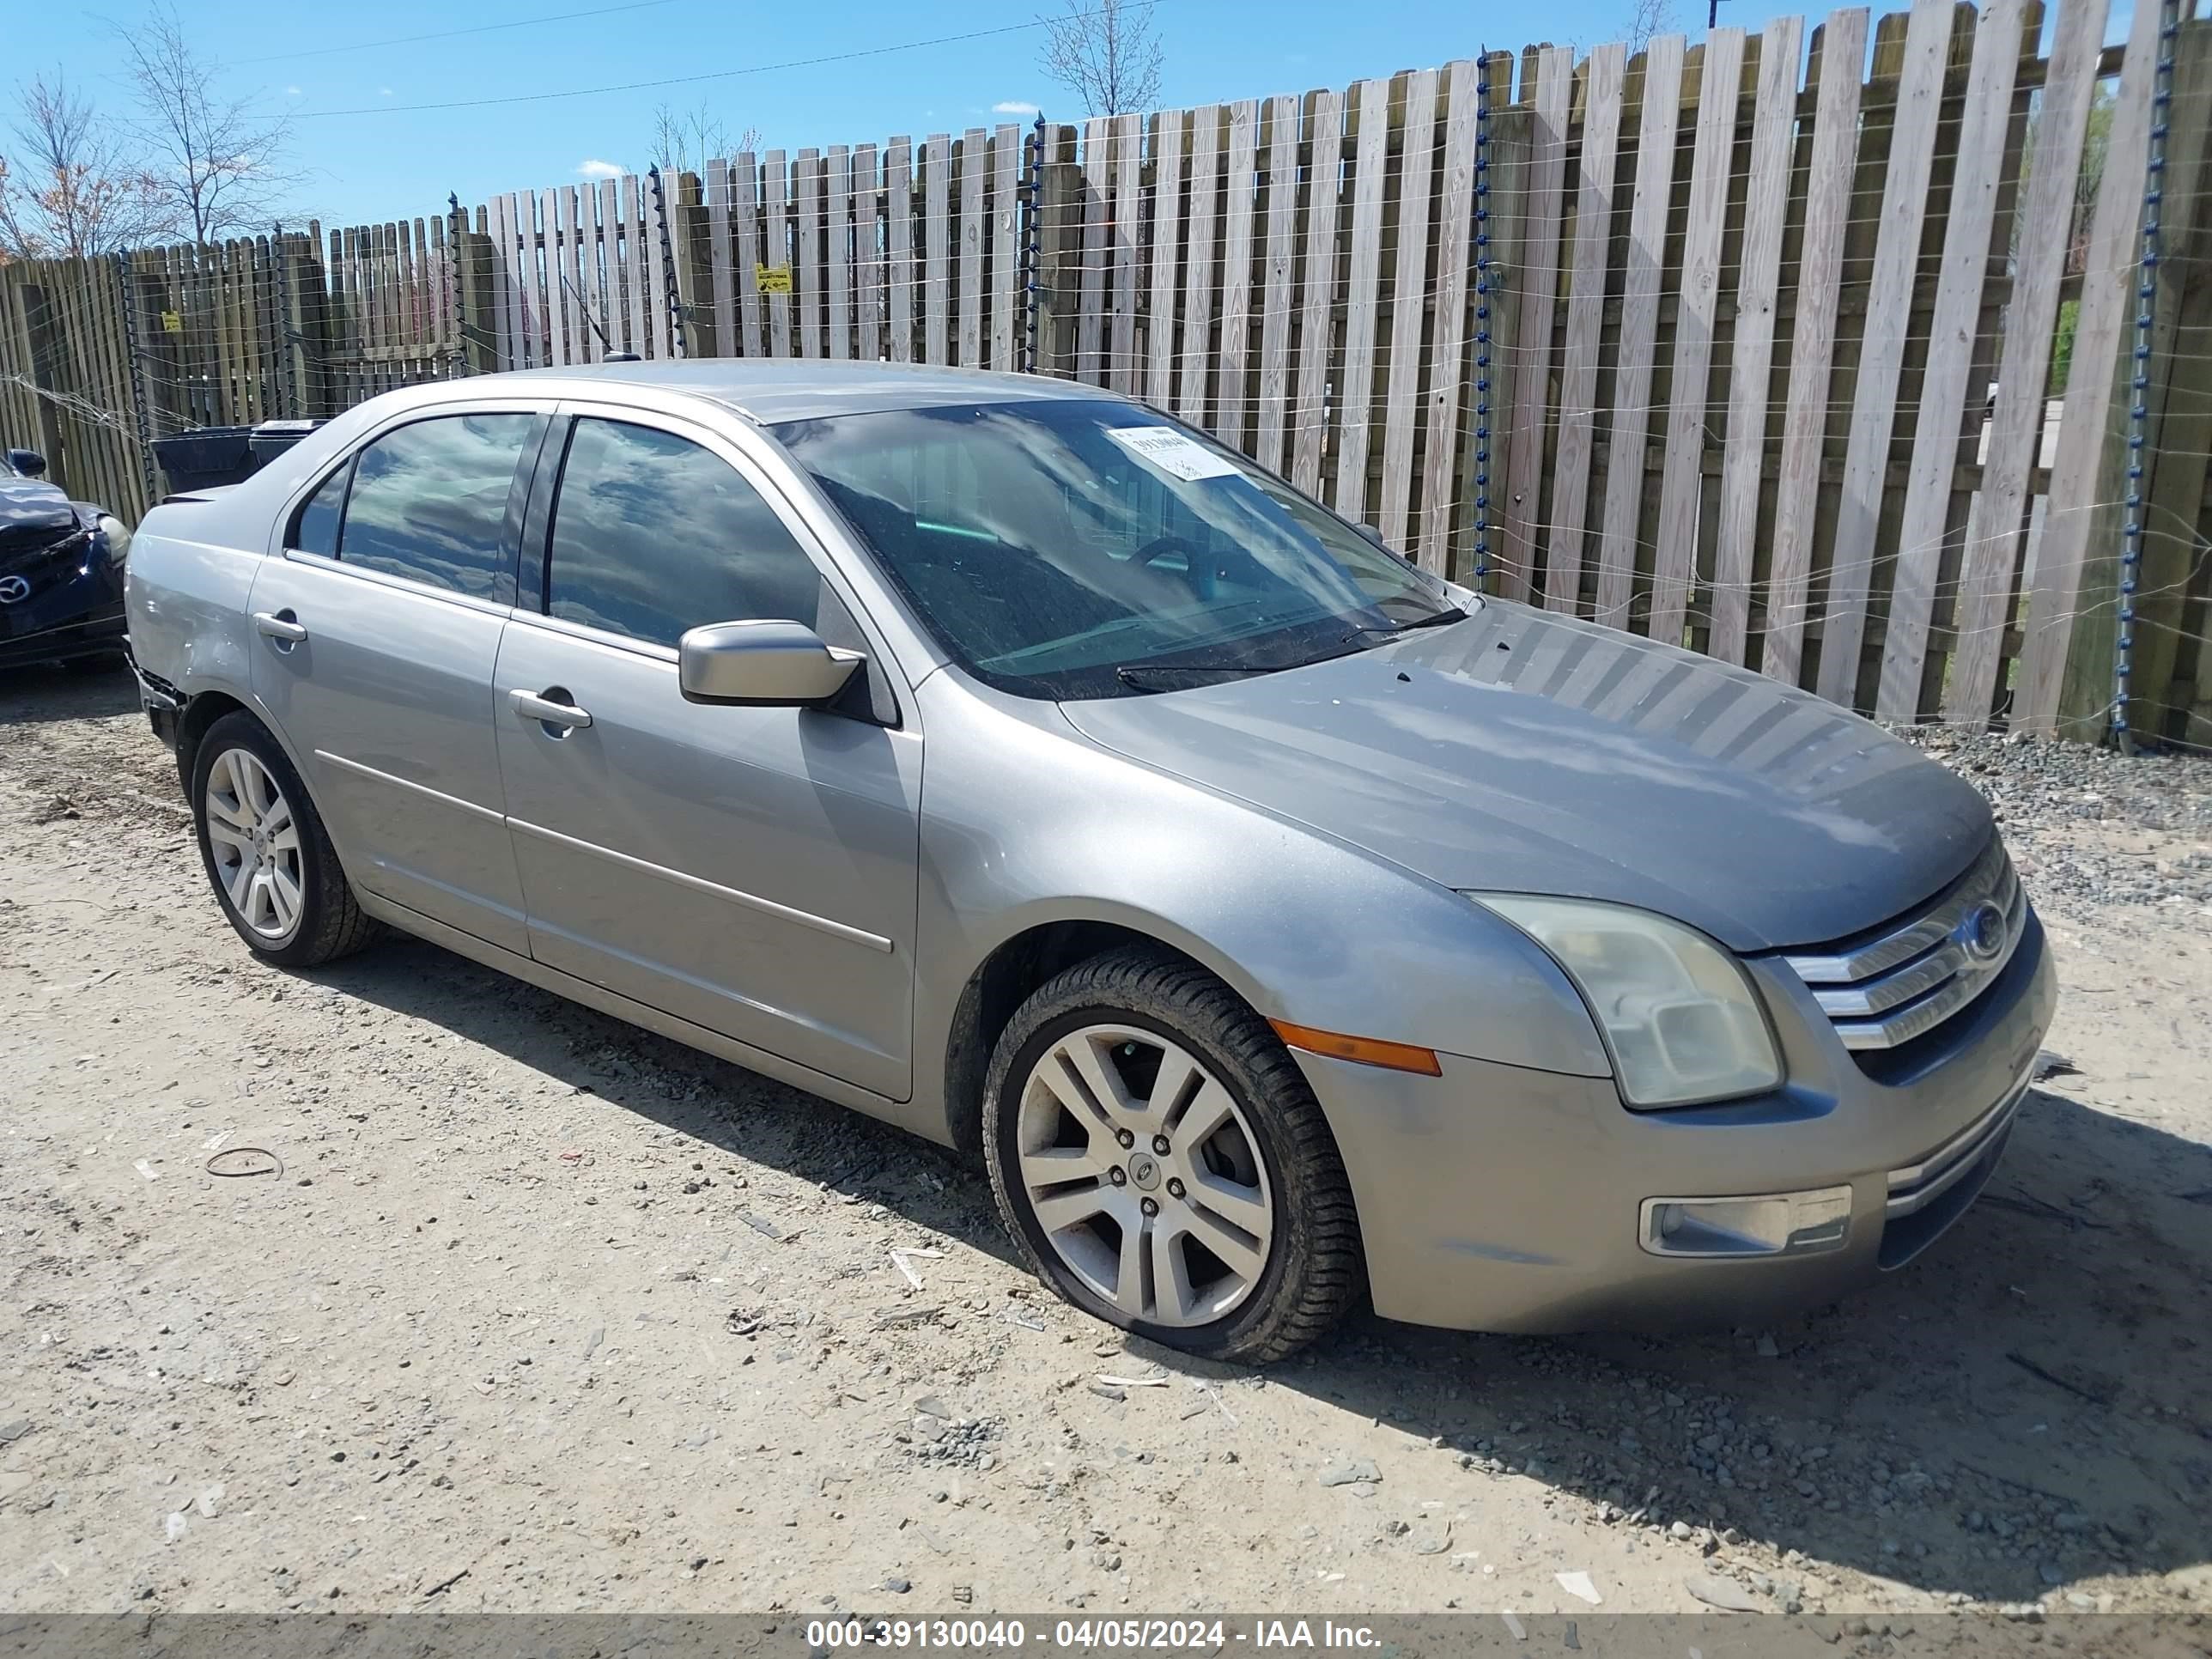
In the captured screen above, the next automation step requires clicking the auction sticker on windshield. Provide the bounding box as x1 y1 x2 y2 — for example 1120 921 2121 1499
1105 426 1244 482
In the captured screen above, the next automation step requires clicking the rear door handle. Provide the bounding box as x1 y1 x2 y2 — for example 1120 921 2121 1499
509 688 593 729
252 611 307 643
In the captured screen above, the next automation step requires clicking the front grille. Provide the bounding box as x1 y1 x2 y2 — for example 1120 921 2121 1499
1780 839 2026 1053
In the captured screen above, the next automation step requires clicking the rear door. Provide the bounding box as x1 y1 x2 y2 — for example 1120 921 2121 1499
251 406 549 955
493 404 921 1098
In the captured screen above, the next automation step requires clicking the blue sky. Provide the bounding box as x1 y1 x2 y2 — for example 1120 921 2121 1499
14 0 2113 232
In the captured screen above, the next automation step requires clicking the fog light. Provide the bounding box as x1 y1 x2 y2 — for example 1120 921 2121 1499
1638 1187 1853 1259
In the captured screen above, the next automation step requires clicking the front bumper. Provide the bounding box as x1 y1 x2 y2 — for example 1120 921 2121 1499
0 541 125 668
1305 908 2057 1334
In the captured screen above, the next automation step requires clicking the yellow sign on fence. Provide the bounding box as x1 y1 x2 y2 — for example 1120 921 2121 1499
160 311 182 335
754 264 793 295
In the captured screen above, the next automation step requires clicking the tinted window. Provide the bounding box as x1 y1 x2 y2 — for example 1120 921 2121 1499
337 414 535 599
544 417 823 647
289 463 349 556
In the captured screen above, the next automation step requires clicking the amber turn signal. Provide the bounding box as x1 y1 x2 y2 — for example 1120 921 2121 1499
1268 1018 1443 1077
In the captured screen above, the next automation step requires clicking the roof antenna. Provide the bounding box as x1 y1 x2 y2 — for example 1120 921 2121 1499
562 272 640 362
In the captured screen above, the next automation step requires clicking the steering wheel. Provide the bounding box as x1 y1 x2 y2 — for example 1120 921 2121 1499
1132 533 1208 571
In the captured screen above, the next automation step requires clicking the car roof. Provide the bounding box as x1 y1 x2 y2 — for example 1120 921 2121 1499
477 360 1131 424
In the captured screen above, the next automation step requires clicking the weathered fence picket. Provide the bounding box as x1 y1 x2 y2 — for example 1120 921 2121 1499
5 0 2208 743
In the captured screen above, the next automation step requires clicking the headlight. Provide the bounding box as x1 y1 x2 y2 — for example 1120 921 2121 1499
1470 895 1781 1107
98 514 131 564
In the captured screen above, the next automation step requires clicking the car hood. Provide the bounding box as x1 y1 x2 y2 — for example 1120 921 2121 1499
0 478 78 538
1057 602 1993 952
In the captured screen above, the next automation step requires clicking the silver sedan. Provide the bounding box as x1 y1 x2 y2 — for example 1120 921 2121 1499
124 364 2056 1361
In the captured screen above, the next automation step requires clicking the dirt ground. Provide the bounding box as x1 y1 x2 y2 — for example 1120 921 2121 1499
3 663 2210 1620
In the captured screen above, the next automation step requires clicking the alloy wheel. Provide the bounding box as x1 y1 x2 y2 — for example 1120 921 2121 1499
1015 1023 1275 1327
203 746 305 943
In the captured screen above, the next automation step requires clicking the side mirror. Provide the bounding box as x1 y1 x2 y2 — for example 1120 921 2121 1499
678 619 863 708
8 448 46 478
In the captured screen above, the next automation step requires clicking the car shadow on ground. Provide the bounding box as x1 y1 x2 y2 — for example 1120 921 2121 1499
318 933 2211 1608
0 661 140 726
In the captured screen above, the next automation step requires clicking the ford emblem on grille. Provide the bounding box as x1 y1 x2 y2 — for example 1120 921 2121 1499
1955 899 2008 963
0 575 31 604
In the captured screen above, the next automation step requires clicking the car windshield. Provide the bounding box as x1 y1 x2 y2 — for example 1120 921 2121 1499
770 399 1466 699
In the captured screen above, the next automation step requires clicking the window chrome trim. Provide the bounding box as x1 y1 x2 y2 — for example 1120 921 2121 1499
279 546 517 621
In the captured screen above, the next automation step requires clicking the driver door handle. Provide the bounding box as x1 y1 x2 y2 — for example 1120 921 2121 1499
252 611 307 642
509 688 593 729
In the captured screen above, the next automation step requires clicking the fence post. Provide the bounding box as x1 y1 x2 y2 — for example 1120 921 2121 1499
647 166 688 358
270 226 300 417
672 169 714 358
1470 51 1497 587
2053 15 2209 743
112 252 161 515
445 195 469 377
1020 113 1046 374
1464 51 1522 586
454 203 499 374
2018 0 2171 733
1033 124 1080 378
17 283 70 488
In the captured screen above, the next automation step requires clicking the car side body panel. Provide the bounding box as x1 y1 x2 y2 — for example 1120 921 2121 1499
247 553 530 955
903 668 1616 1144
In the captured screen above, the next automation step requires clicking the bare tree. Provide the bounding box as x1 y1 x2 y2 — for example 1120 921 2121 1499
0 70 171 259
1038 0 1163 117
1624 0 1675 54
649 100 763 176
112 1 295 244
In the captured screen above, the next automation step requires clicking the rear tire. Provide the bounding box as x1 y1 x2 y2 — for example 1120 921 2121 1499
981 947 1363 1364
189 712 379 968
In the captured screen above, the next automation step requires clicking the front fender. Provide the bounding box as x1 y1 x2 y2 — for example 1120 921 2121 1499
908 675 1612 1136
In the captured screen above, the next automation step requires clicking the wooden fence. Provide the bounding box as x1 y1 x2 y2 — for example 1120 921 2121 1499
0 220 465 524
3 0 2207 743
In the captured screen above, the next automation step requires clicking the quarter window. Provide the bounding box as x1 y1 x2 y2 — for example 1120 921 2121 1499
289 463 349 556
337 413 535 599
544 417 825 647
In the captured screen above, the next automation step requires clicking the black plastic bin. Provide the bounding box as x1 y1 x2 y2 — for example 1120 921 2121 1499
151 427 256 495
152 419 326 496
249 419 323 471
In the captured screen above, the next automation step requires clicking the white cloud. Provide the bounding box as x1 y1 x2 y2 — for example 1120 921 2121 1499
378 87 394 97
576 158 624 180
284 84 302 98
992 100 1041 115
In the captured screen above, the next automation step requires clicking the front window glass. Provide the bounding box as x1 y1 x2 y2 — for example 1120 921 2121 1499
770 400 1463 699
544 417 826 647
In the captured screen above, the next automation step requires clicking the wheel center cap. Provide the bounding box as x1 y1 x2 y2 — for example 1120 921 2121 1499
1127 1153 1160 1192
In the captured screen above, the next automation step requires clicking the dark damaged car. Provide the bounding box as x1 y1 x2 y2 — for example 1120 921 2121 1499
0 447 132 672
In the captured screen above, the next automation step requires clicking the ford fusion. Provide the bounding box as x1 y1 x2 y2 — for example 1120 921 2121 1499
123 364 2055 1361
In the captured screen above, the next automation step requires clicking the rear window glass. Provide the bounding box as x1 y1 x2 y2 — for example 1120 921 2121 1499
289 464 349 556
337 414 535 599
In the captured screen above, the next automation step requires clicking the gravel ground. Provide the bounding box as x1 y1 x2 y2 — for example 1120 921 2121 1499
3 665 2210 1620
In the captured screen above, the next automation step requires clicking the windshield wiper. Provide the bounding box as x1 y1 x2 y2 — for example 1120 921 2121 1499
1115 663 1277 690
1345 606 1472 642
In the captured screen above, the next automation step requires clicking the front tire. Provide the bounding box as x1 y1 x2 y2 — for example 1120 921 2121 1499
190 713 378 968
982 948 1363 1363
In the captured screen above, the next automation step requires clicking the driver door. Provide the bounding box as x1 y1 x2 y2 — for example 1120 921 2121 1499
493 406 921 1101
